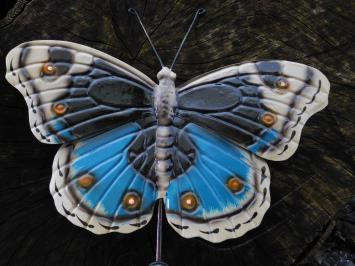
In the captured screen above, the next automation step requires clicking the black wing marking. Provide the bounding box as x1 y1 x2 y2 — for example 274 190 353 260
5 40 157 144
177 60 330 161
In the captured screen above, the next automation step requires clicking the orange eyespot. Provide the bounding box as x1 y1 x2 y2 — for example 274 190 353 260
227 177 244 193
78 175 96 189
180 192 198 212
275 78 289 89
260 113 277 127
42 63 56 75
123 192 141 211
52 103 68 115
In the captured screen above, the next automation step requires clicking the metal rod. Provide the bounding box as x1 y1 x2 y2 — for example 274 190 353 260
170 8 206 70
148 199 167 265
155 198 163 262
128 8 164 67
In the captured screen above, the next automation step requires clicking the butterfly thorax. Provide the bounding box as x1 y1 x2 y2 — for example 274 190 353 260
154 67 177 197
154 67 177 125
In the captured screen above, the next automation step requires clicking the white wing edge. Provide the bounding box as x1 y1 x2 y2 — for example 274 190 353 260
5 40 157 88
165 154 271 243
49 144 155 234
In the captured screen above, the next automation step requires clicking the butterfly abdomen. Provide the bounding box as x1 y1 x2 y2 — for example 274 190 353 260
154 67 177 196
155 126 174 194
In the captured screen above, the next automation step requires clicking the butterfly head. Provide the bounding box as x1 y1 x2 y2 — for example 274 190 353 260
157 67 176 82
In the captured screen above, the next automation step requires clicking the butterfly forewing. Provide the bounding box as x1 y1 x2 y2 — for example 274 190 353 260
5 40 156 144
176 60 330 161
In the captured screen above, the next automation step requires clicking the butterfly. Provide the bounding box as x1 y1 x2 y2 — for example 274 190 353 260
4 10 330 243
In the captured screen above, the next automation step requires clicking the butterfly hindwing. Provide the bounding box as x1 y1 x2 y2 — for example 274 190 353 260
50 123 157 233
177 60 330 161
165 124 270 243
5 40 156 144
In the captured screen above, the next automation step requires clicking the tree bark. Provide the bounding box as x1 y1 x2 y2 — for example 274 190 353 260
0 0 354 265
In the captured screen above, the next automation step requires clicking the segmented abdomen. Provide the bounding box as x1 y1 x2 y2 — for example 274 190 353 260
155 125 174 195
153 79 177 196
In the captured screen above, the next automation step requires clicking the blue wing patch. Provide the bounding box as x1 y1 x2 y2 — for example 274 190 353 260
50 122 157 234
165 124 271 243
247 128 280 154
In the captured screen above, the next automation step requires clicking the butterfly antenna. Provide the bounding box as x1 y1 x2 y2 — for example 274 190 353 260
128 8 164 68
170 8 206 70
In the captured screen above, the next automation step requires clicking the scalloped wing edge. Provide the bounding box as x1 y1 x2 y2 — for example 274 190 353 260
5 40 156 88
4 40 157 144
178 60 330 161
50 144 155 234
165 154 271 243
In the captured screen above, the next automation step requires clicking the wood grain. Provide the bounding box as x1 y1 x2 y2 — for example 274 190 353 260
0 0 354 265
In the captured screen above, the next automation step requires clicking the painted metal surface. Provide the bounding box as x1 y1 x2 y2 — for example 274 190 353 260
5 40 330 242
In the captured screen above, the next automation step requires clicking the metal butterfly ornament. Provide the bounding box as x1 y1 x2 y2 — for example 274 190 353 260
5 5 330 257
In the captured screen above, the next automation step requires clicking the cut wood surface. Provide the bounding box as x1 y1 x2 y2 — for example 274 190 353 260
0 0 354 265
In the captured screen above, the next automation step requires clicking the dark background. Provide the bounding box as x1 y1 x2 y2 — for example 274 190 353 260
0 1 354 265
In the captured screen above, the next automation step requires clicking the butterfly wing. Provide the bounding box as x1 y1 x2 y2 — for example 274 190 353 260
165 124 270 242
5 41 158 233
5 40 156 144
176 60 330 161
51 123 157 233
164 60 330 242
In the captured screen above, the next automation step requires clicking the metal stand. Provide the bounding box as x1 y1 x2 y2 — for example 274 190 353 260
149 199 168 266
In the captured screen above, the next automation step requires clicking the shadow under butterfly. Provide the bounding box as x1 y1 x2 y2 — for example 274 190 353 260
4 7 330 265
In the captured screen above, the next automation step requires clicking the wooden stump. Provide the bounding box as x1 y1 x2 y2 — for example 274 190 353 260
0 0 354 265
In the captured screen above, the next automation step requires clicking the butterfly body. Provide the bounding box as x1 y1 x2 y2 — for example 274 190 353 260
5 40 330 242
154 67 178 196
